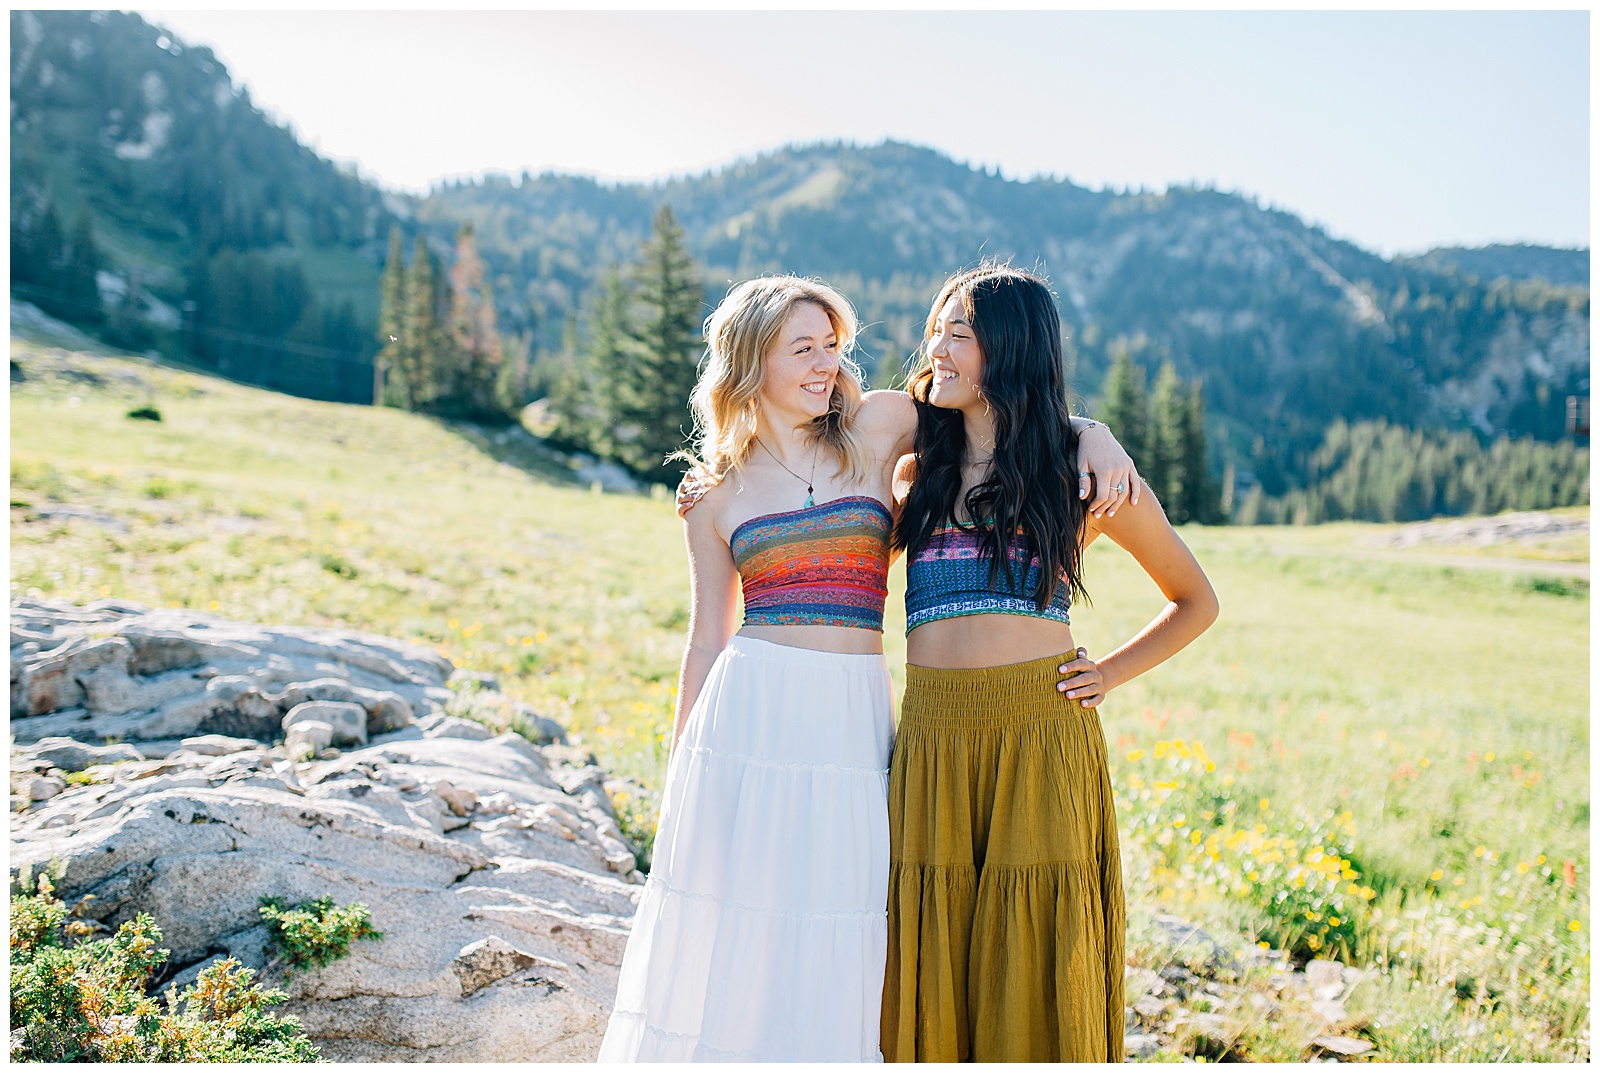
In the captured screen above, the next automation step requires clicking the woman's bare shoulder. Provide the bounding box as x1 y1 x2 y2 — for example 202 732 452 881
858 390 918 456
860 389 916 424
683 467 744 536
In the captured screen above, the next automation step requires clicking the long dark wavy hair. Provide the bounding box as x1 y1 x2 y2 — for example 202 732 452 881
892 264 1089 609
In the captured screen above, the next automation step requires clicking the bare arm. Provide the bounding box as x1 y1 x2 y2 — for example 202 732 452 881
1073 490 1218 698
673 501 741 751
1072 419 1142 517
860 388 1139 507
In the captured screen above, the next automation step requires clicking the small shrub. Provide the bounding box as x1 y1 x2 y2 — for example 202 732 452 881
9 863 321 1062
126 406 162 422
609 784 660 874
258 896 382 974
318 552 358 579
1517 574 1587 599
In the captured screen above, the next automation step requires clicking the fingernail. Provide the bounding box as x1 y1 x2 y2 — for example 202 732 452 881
1059 665 1068 673
1057 683 1067 691
1108 510 1115 517
1066 691 1075 698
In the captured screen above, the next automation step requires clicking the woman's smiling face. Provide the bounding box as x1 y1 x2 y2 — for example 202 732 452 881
759 301 839 425
926 295 984 412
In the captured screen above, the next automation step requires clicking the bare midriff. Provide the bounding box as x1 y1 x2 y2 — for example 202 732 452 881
906 613 1075 669
737 623 885 655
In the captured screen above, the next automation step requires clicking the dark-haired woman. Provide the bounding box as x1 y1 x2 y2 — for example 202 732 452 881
881 266 1218 1063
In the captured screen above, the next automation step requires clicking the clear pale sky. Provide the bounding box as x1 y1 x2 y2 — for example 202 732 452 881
142 9 1589 257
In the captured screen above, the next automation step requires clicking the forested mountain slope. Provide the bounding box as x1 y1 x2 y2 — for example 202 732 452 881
423 145 1587 491
10 11 1587 496
10 9 393 401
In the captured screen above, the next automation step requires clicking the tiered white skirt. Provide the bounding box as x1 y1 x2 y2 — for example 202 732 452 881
598 636 895 1063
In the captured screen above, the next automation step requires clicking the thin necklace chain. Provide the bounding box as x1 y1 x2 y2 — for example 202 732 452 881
756 436 818 508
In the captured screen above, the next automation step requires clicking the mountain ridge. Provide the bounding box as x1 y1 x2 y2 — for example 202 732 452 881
10 10 1589 493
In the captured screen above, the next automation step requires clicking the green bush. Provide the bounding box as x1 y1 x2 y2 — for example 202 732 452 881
258 896 382 974
9 863 322 1062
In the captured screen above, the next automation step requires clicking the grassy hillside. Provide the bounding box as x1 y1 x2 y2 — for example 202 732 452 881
9 333 1588 1061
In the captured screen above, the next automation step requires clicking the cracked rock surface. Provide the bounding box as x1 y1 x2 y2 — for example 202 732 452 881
10 599 640 1061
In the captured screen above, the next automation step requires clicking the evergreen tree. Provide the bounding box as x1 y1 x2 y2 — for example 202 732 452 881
1149 361 1187 514
583 267 649 462
1179 381 1218 524
397 236 444 411
375 226 406 407
624 205 704 479
1100 347 1149 478
64 208 103 324
543 311 595 448
496 330 534 415
25 204 65 296
443 224 507 420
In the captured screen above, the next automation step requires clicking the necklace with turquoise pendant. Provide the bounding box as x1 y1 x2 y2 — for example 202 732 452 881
756 437 818 508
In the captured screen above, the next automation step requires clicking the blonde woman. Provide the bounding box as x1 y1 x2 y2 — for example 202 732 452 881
599 276 1137 1062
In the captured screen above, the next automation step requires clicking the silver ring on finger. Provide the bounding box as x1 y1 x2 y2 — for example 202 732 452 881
1112 483 1126 494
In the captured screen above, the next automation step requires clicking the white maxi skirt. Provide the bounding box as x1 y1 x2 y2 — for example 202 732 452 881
598 635 895 1063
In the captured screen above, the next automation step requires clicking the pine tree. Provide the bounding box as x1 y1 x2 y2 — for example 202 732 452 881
1100 347 1149 478
397 236 444 411
64 208 104 324
584 267 649 464
625 205 704 480
1179 381 1218 524
444 224 506 420
542 311 594 446
1149 362 1187 515
375 226 406 406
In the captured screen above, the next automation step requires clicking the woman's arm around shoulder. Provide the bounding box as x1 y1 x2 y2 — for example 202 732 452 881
673 485 741 750
1082 489 1219 696
857 389 921 461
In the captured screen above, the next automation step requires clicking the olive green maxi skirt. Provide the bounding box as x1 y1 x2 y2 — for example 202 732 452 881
882 652 1125 1063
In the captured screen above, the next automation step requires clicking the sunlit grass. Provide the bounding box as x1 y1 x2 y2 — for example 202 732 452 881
9 336 1589 1060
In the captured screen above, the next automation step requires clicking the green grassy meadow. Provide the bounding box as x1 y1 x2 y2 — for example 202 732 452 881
9 336 1590 1061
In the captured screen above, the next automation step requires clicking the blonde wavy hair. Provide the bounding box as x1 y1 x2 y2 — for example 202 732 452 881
679 275 872 484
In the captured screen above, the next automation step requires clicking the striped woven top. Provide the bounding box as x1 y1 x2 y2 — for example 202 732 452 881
905 524 1072 633
730 496 892 631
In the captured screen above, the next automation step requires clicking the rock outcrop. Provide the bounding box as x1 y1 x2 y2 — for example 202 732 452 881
9 599 639 1061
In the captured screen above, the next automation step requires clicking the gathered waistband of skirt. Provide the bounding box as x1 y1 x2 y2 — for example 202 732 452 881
901 651 1086 728
723 633 890 671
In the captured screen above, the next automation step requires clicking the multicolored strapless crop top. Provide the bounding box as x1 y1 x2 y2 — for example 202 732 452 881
905 524 1072 633
730 496 892 631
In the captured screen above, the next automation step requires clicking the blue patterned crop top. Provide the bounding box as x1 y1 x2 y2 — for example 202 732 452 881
730 496 892 631
904 524 1072 633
